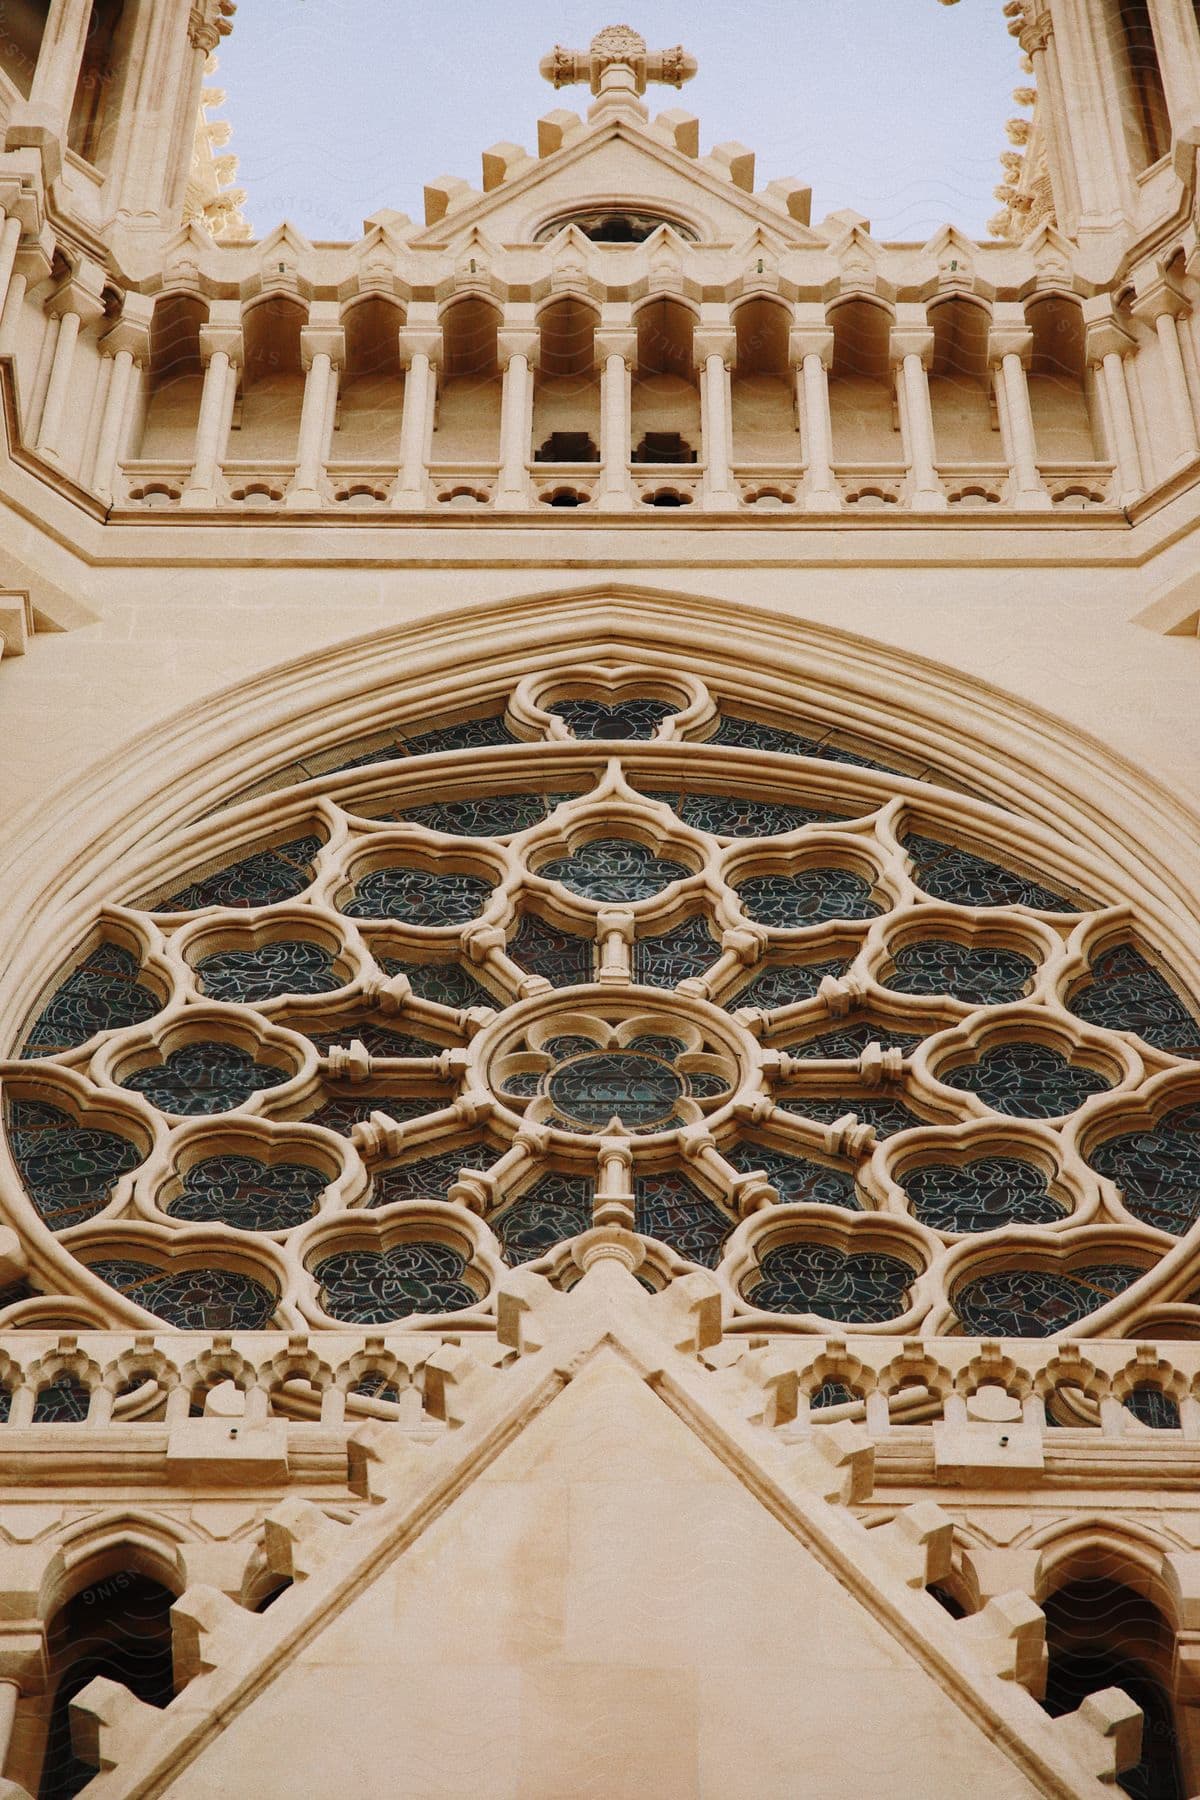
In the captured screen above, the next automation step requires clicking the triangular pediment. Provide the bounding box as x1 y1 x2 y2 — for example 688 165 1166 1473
75 1265 1128 1799
412 119 827 251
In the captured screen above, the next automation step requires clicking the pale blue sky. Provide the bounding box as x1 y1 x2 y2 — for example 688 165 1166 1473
214 2 1021 243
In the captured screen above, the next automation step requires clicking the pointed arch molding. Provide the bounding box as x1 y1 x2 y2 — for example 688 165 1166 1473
3 583 1198 1015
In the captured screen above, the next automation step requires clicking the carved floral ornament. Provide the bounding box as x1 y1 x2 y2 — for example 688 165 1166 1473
4 659 1200 1344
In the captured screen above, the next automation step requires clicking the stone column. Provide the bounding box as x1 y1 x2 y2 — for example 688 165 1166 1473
1145 0 1200 135
393 313 443 510
91 297 153 503
595 317 636 511
1043 0 1134 235
181 306 244 508
27 0 93 119
987 310 1051 510
496 316 540 511
1132 276 1200 473
694 316 738 510
37 260 106 466
789 318 840 511
889 313 946 511
0 1625 48 1777
287 308 346 508
1084 304 1144 506
1014 9 1081 238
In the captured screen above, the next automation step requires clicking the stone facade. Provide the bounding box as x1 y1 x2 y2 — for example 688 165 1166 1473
2 7 1200 1796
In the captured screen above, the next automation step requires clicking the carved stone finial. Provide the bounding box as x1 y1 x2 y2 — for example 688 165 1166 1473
539 24 698 99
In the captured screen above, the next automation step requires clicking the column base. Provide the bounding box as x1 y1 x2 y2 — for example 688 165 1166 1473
284 485 322 510
1013 487 1054 512
702 489 742 512
494 489 532 512
179 486 220 510
596 489 635 512
389 489 427 512
909 487 949 512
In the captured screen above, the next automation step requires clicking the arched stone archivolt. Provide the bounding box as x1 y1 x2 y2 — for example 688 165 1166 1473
4 590 1200 1341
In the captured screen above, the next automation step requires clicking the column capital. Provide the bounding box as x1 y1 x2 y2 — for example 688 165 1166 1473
1130 273 1190 327
198 317 244 367
987 323 1034 368
595 326 637 365
693 327 736 369
1082 297 1136 365
889 326 934 369
497 325 540 371
397 325 443 369
100 292 154 363
0 173 45 238
46 257 106 328
300 322 346 370
0 1623 48 1693
789 324 834 368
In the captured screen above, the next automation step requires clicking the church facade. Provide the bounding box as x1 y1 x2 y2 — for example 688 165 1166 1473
1 4 1200 1794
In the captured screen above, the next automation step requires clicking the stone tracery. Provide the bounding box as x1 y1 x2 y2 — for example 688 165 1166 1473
4 662 1200 1348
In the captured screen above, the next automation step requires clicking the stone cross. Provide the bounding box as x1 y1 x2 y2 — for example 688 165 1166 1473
539 25 698 98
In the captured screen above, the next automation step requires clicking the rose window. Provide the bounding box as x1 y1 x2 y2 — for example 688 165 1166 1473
4 663 1200 1343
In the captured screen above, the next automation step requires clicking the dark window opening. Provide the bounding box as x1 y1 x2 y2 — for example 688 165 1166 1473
1115 0 1171 169
68 0 129 169
534 432 599 464
632 432 697 465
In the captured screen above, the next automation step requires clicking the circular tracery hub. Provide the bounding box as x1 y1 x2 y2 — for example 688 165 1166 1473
3 661 1200 1340
481 988 745 1137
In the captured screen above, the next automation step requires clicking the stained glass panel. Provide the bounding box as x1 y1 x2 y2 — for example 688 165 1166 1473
901 1156 1061 1232
87 1260 279 1328
942 1042 1110 1118
302 1022 445 1058
21 944 159 1058
493 1173 594 1264
1123 1386 1180 1429
635 1173 733 1266
1087 1103 1200 1235
902 831 1083 912
313 1241 478 1322
167 1153 326 1231
954 1262 1142 1336
370 1146 483 1208
121 1042 290 1115
379 794 565 836
302 1092 440 1136
552 698 676 740
195 940 342 1005
735 867 881 928
781 1095 929 1137
6 1099 142 1230
645 792 843 836
341 866 493 925
785 1021 923 1059
747 1242 913 1321
508 914 593 986
538 838 690 903
378 957 497 1010
731 956 850 1012
633 916 720 988
712 715 894 773
32 1376 90 1423
884 939 1035 1006
726 1143 860 1208
1067 944 1200 1059
162 835 323 911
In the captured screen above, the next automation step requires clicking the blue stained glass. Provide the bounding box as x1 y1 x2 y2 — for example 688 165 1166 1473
725 1144 860 1209
350 1373 402 1402
302 1022 445 1058
381 794 565 836
196 940 342 1005
502 1070 545 1098
1087 1103 1200 1235
163 835 323 910
731 956 850 1012
313 1241 478 1322
544 1034 600 1058
901 831 1084 912
508 914 593 986
954 1262 1142 1336
552 698 676 739
302 1092 442 1136
493 1173 594 1264
1067 943 1200 1059
370 1147 484 1208
403 716 516 757
342 867 493 925
87 1259 279 1328
21 944 159 1058
6 1099 142 1230
712 715 895 773
635 1173 734 1267
32 1376 90 1423
811 1380 861 1408
634 917 721 988
747 1242 913 1321
121 1042 289 1115
0 1279 35 1312
645 792 843 836
378 957 496 1010
167 1153 326 1231
786 1021 923 1059
1123 1386 1180 1429
735 867 881 928
782 1095 928 1137
942 1042 1110 1118
884 939 1036 1006
538 838 690 904
901 1156 1061 1232
549 1051 684 1132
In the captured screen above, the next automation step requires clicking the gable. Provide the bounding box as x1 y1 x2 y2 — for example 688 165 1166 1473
164 1353 1048 1800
